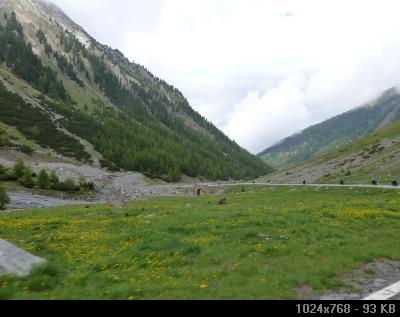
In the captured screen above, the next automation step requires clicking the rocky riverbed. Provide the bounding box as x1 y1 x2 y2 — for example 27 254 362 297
0 149 231 211
6 192 93 211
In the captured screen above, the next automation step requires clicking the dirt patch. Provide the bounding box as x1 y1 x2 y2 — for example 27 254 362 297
299 259 400 300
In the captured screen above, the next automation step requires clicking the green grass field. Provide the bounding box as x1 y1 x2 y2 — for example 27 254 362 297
1 185 400 299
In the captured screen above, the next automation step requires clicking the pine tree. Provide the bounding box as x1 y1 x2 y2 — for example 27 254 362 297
0 185 10 210
50 171 59 184
168 165 181 183
0 164 6 175
19 167 35 188
38 169 50 189
13 159 26 179
64 178 78 191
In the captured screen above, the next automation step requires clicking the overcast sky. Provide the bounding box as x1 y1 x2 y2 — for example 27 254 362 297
50 0 400 154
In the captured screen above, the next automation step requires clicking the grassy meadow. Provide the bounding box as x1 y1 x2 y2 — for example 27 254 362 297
1 185 400 299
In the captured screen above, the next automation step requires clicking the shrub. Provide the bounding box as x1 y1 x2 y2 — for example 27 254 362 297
18 145 34 155
84 182 95 191
19 168 35 189
13 159 26 179
0 133 10 147
38 169 50 189
51 178 80 192
100 159 120 172
65 178 80 191
79 176 94 191
0 185 10 210
0 164 7 175
79 175 86 188
0 173 18 181
50 171 59 184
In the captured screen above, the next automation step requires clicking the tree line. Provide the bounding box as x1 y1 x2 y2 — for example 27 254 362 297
0 12 271 182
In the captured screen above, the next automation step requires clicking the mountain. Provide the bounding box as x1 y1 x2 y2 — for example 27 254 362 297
0 0 271 181
258 88 400 169
260 120 400 185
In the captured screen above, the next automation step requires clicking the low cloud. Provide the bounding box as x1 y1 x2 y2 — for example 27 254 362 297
51 0 400 153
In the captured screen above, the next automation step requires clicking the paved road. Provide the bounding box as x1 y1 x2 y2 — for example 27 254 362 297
193 182 400 190
5 182 399 212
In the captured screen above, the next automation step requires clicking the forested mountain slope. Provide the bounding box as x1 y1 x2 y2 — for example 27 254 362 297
0 0 271 181
258 88 400 169
261 120 400 185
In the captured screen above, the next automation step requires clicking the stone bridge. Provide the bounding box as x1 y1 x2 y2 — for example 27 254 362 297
192 185 224 196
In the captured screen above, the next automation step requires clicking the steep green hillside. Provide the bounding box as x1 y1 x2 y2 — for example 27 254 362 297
259 88 400 168
0 82 90 161
262 120 400 185
0 0 271 181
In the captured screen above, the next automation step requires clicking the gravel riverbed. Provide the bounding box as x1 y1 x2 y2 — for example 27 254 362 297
6 192 93 211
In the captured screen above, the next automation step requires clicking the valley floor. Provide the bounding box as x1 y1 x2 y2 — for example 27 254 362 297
0 148 193 210
1 185 400 299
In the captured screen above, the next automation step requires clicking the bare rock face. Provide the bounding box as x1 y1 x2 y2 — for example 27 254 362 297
0 239 46 277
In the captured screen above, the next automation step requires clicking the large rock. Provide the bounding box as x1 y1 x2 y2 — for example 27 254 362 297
0 239 46 277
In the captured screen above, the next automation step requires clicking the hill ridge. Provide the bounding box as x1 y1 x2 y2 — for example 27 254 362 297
0 0 271 181
258 88 400 168
261 120 400 185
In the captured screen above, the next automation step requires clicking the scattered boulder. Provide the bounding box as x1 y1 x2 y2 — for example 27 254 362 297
0 239 46 277
257 233 271 240
218 198 227 205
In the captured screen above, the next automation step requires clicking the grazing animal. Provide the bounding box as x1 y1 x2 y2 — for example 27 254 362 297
218 198 227 205
197 189 202 196
372 179 378 186
302 180 307 185
392 180 398 187
340 180 345 185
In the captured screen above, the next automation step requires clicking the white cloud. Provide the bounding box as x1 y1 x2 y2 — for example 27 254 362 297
224 74 313 153
51 0 400 153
